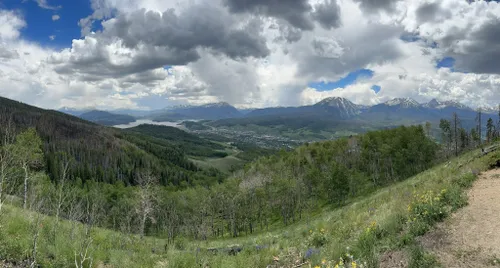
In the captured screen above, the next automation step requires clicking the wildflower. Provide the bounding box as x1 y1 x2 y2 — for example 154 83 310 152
334 265 339 268
352 261 357 268
310 230 313 233
320 228 325 233
315 266 321 268
322 259 327 265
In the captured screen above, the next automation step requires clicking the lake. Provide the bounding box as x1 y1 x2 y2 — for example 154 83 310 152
113 119 184 129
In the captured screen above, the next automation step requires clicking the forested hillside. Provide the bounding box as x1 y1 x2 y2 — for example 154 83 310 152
0 96 225 187
1 122 478 268
79 110 136 126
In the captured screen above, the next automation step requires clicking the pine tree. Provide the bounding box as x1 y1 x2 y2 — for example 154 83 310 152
487 117 495 143
476 108 482 146
439 119 451 156
452 113 460 156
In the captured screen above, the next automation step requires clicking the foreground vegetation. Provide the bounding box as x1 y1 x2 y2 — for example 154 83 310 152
1 138 498 267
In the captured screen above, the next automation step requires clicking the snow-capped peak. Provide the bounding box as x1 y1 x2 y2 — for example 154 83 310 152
315 97 360 117
201 102 232 108
384 97 419 108
316 97 353 106
423 99 470 110
441 100 470 110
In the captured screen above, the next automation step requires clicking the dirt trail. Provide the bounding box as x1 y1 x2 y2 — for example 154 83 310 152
420 168 500 267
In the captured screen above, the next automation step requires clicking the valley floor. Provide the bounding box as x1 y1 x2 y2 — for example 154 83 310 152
420 168 500 267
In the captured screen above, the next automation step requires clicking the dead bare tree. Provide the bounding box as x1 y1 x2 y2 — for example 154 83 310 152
74 188 103 268
55 153 73 223
135 172 158 239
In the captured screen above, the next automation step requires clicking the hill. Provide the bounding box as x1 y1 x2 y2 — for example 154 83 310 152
79 110 136 126
125 124 228 158
1 124 498 267
0 96 225 187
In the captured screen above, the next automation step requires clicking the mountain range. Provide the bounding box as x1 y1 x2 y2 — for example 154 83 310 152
57 97 498 127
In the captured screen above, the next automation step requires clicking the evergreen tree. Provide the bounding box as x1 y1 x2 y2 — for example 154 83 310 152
487 117 495 143
452 113 460 156
439 119 451 156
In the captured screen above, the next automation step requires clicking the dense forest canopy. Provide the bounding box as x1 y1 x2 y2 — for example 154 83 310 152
1 122 440 242
0 96 225 188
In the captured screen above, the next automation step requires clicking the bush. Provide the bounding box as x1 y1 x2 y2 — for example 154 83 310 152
407 189 448 236
452 173 475 189
354 222 379 267
307 228 328 248
174 237 187 250
408 246 439 268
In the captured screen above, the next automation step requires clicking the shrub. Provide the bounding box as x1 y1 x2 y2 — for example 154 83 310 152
307 228 328 248
174 237 187 250
408 246 439 268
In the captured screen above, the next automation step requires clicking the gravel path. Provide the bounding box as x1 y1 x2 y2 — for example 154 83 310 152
421 169 500 267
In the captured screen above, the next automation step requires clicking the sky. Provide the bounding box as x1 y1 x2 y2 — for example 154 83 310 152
0 0 500 110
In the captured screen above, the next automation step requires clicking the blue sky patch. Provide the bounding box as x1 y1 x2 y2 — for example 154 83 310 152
400 33 420 43
436 57 455 70
2 0 93 48
309 69 374 92
371 85 381 94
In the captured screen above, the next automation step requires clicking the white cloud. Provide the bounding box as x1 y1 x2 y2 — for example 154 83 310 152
0 10 26 40
49 35 55 40
52 14 60 21
34 0 61 10
0 0 499 110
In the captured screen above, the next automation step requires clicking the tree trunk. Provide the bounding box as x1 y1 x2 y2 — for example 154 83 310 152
23 164 28 209
0 164 5 213
140 211 147 239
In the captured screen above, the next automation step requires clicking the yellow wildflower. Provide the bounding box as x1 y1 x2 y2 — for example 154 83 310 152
334 265 339 268
352 261 357 268
315 266 321 268
310 230 313 233
322 259 327 265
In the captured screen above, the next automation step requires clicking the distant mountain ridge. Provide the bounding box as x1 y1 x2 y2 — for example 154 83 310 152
153 102 243 121
79 110 136 126
60 97 497 124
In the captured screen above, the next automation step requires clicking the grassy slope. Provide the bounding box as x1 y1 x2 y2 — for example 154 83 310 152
1 146 498 267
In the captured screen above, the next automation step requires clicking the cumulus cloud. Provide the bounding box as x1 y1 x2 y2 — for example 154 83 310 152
223 0 314 30
312 0 342 29
0 10 26 40
51 14 60 21
0 0 500 110
353 0 401 13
